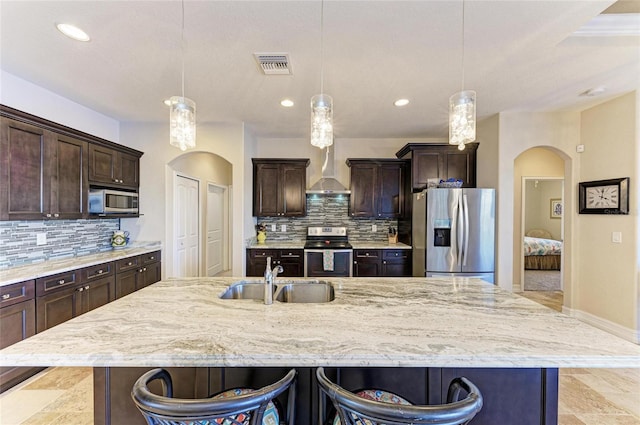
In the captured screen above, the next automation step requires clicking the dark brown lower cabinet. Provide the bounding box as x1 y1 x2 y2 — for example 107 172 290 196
0 280 42 392
115 251 162 298
246 249 303 277
94 366 558 425
353 249 412 277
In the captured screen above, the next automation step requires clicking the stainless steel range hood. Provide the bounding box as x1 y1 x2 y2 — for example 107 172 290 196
306 147 350 195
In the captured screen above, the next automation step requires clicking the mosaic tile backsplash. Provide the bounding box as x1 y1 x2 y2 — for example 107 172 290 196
256 195 398 243
0 219 120 269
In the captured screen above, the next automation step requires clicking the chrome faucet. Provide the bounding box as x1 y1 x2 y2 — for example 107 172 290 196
264 257 283 305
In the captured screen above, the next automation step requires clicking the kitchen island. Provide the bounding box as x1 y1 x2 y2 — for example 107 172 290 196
1 276 639 424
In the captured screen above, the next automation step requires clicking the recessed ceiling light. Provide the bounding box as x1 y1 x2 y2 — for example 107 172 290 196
56 23 90 42
394 99 410 107
280 99 294 107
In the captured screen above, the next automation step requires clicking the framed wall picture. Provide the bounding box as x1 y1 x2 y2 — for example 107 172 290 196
550 199 562 219
578 177 630 215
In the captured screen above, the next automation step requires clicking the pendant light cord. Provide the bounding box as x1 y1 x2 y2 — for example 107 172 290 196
320 0 325 95
460 0 465 92
181 0 186 99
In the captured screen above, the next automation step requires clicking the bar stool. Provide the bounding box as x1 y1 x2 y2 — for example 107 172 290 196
316 367 482 425
132 368 296 425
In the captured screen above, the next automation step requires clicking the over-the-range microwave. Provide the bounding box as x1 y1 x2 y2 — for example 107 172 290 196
89 189 139 214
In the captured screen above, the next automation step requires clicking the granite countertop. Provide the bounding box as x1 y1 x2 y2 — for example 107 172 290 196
350 242 411 249
0 242 162 287
1 276 639 369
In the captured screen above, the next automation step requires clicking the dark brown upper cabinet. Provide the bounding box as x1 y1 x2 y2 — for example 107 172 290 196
396 143 478 191
0 105 142 220
252 158 309 217
346 159 409 219
88 144 139 188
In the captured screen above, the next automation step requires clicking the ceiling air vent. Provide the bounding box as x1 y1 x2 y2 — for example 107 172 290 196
254 53 292 75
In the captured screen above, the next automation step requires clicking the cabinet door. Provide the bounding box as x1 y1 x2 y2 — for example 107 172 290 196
89 144 119 185
382 250 412 277
278 250 304 277
116 268 139 299
281 164 306 216
412 149 443 192
52 134 88 218
443 149 476 188
349 163 377 217
353 250 381 277
0 299 37 391
253 163 280 216
36 286 79 332
142 261 162 288
79 275 116 315
0 118 52 220
378 164 404 218
118 151 140 188
246 249 279 277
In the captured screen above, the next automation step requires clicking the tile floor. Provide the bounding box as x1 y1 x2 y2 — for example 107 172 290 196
1 290 638 425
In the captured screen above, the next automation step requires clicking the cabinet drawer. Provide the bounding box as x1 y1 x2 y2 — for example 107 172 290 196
116 256 140 273
354 250 381 259
83 262 114 281
249 249 279 259
0 280 35 308
279 250 303 259
36 270 80 295
383 250 410 260
142 251 161 265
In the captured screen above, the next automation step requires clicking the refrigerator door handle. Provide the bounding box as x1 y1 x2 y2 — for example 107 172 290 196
450 192 459 267
456 192 464 267
462 193 470 266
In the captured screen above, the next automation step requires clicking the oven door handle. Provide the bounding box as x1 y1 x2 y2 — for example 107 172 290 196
304 249 353 253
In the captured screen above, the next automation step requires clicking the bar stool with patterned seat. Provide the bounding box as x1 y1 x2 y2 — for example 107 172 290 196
316 367 482 425
131 368 296 425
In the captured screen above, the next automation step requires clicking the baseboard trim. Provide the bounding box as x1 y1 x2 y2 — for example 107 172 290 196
564 306 640 344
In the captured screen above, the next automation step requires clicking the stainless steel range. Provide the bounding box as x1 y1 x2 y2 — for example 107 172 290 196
304 227 353 277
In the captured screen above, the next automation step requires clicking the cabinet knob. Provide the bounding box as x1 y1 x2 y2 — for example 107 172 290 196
150 256 155 260
97 270 104 274
127 262 133 266
383 261 387 264
54 213 59 217
354 261 358 264
365 253 369 256
139 269 144 273
2 294 10 300
78 287 84 292
45 213 52 218
85 285 90 290
143 267 147 271
58 280 65 285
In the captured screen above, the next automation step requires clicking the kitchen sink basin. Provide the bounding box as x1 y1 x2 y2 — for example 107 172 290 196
219 280 335 303
275 281 335 303
219 281 271 300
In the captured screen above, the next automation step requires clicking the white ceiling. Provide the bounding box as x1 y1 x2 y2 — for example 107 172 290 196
1 0 638 139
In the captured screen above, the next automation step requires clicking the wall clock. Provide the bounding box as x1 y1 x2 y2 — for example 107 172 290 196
578 177 629 214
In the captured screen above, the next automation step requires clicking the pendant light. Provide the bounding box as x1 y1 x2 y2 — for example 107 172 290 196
310 0 333 150
169 0 196 151
449 0 476 151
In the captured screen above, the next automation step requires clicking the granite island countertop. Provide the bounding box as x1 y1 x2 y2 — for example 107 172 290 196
0 242 162 287
1 276 639 369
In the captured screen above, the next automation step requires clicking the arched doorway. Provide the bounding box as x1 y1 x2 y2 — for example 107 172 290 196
514 147 566 306
167 152 232 278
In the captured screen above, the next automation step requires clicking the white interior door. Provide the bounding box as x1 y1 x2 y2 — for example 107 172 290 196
175 175 200 277
206 184 225 276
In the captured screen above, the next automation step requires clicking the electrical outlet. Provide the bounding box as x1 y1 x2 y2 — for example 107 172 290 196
281 224 287 232
271 224 276 232
36 233 47 246
372 224 377 232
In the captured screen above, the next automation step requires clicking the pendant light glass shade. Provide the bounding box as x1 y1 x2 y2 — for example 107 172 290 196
169 96 196 151
310 94 334 149
449 90 476 150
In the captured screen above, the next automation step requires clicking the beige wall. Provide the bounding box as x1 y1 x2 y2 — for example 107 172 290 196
576 92 638 337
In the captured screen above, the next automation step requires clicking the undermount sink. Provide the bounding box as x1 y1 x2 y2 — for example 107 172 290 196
219 280 335 303
275 281 335 303
219 281 269 300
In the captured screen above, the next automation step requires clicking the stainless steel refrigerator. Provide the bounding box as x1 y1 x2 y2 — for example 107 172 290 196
412 188 495 283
